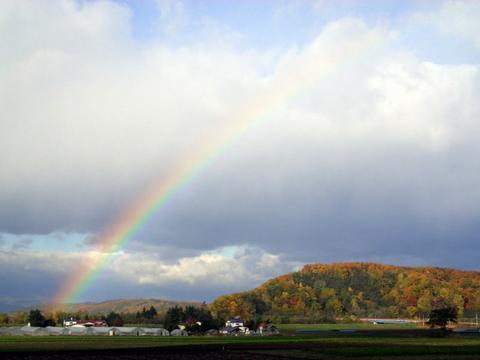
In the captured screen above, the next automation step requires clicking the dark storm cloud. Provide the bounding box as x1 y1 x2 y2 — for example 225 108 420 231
11 238 33 250
131 132 480 270
1 1 480 312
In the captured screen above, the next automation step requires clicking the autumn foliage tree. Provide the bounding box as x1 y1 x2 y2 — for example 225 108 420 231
210 263 480 323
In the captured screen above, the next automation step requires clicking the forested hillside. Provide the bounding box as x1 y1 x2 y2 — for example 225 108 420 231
40 298 202 315
210 263 480 322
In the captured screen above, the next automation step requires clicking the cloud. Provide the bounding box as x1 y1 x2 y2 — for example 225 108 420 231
82 234 100 247
155 0 188 35
0 245 299 308
11 238 33 250
0 12 391 236
1 1 480 306
109 245 299 287
415 0 480 49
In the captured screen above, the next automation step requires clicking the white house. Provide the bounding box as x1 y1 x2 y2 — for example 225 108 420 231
220 325 251 336
63 318 77 327
225 316 243 328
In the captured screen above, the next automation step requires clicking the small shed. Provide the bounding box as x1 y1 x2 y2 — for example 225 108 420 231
259 324 280 336
170 329 188 336
46 326 69 336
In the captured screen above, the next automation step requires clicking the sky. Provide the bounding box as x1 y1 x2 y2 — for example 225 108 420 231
1 0 480 311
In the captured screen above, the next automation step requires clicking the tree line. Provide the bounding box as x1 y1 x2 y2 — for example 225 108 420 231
2 263 478 328
0 304 220 329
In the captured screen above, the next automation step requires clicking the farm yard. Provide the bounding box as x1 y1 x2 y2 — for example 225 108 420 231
1 326 480 359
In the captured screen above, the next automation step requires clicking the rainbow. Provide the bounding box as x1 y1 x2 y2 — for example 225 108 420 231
54 29 385 306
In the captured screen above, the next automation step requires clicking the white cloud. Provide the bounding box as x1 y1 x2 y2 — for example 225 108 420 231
1 1 480 306
109 245 298 288
414 0 480 49
0 244 299 305
0 248 78 273
156 0 188 35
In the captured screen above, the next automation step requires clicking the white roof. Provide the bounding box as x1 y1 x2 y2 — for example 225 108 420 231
69 326 93 334
170 329 188 336
1 326 22 335
116 327 144 334
20 326 50 335
142 327 169 335
117 327 135 331
20 326 42 332
46 326 68 334
92 327 114 333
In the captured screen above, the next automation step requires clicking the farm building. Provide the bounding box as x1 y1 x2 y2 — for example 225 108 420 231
69 326 94 335
141 327 169 336
1 327 23 336
0 325 177 337
64 319 107 327
0 327 13 336
46 326 69 335
258 323 280 336
170 329 188 336
225 316 243 328
20 326 50 336
219 325 253 336
91 327 121 336
117 327 145 336
220 316 252 336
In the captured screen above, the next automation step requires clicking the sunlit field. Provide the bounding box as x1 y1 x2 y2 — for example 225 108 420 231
2 325 480 359
2 1 480 359
276 322 418 334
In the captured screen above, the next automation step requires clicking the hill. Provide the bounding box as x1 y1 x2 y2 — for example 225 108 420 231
210 262 480 322
37 298 202 315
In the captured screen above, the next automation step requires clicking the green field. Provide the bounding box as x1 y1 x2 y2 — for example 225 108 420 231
1 333 480 358
277 321 418 334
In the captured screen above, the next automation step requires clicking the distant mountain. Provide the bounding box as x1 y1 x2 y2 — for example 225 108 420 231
210 262 480 322
35 298 202 315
